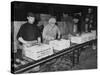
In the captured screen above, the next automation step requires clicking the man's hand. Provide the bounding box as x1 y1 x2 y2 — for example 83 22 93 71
23 43 32 47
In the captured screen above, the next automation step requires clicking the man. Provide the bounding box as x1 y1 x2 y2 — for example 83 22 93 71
42 17 61 43
17 12 41 57
17 12 41 47
17 12 41 71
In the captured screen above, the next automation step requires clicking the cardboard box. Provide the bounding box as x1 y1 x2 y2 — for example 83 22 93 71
71 32 96 44
49 39 70 51
82 32 96 41
24 44 53 60
71 36 85 44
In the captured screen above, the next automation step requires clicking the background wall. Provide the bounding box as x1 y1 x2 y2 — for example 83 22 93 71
11 1 97 21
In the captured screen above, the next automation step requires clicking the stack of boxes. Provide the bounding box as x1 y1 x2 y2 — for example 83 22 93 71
24 44 53 60
24 39 71 60
49 39 70 51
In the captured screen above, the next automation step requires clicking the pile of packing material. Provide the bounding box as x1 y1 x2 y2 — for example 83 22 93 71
24 44 53 60
49 39 70 51
71 31 96 44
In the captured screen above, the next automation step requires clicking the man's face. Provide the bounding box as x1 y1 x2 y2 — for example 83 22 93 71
27 16 35 24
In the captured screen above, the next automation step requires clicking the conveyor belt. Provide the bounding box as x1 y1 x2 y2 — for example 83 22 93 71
12 39 97 74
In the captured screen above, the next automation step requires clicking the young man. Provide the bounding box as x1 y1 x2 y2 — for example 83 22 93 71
17 12 41 47
16 12 41 71
42 17 61 43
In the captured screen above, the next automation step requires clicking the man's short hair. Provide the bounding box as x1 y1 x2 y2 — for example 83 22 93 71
27 12 35 17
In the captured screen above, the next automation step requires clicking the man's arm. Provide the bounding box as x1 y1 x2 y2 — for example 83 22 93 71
18 37 27 44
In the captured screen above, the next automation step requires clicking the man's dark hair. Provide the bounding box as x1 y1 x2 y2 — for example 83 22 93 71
27 12 35 17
